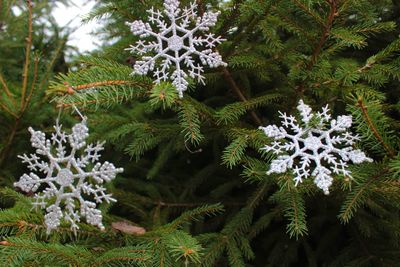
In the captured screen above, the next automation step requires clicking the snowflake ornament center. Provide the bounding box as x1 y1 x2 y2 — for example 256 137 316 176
15 120 124 234
259 100 372 195
304 136 323 151
56 169 74 186
126 0 227 98
168 35 184 51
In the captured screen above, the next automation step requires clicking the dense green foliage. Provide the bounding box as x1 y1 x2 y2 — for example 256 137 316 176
1 0 400 266
0 0 69 174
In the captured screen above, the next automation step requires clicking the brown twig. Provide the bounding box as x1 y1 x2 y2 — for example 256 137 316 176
21 55 39 114
0 102 18 118
217 2 272 126
73 80 137 91
196 0 204 16
357 98 396 157
0 72 13 100
221 67 263 125
53 80 150 95
20 0 33 109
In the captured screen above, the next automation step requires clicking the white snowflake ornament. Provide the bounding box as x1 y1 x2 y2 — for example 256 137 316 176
259 100 372 195
15 119 123 233
126 0 227 98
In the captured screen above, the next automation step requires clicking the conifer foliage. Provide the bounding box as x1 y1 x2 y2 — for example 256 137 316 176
1 0 400 266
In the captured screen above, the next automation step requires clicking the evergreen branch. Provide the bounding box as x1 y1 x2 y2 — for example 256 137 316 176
222 135 248 168
178 100 204 145
21 54 39 114
0 102 18 118
0 238 88 266
162 231 203 264
286 190 307 239
271 183 308 239
247 181 269 209
184 96 216 123
368 38 400 63
49 57 153 108
92 256 147 266
92 248 148 267
216 93 282 124
357 98 396 157
226 241 246 267
389 155 400 178
147 141 175 179
59 80 142 94
0 72 13 100
339 168 389 223
247 210 277 239
201 236 227 267
221 67 262 125
291 0 324 25
168 204 224 230
295 0 338 95
339 179 373 224
309 0 337 68
354 21 396 36
270 7 314 42
20 0 33 109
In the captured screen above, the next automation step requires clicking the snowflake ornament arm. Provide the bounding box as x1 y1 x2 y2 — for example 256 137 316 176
259 100 372 195
15 120 123 234
126 0 227 98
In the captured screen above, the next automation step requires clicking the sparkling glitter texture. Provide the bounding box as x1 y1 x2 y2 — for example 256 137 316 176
259 100 372 195
15 119 123 233
126 0 227 98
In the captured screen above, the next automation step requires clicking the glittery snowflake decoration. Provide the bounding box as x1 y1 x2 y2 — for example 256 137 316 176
14 119 123 233
259 100 372 195
126 0 227 98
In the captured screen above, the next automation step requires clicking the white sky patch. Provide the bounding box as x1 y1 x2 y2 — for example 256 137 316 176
53 0 101 53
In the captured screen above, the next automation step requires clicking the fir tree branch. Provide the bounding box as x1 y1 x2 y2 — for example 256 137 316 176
291 0 325 25
309 0 337 68
21 54 39 114
0 102 18 118
60 80 144 94
221 67 262 125
247 181 269 209
92 256 147 266
339 169 389 223
357 98 396 157
168 204 224 230
271 6 314 43
297 0 337 94
0 72 13 100
222 135 248 168
0 239 84 266
20 0 33 110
